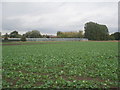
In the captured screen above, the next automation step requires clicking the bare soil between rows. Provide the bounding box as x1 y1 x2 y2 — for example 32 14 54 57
1 42 64 46
88 40 120 42
1 40 119 46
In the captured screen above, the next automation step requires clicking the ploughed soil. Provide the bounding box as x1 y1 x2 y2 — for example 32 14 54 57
1 40 119 46
89 40 120 42
0 43 62 46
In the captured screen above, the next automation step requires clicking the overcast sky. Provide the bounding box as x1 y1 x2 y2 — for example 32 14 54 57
1 2 118 35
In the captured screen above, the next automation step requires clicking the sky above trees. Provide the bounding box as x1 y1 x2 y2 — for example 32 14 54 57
1 1 118 35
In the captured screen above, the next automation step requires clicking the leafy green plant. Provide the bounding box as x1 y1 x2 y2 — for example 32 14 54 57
2 41 118 88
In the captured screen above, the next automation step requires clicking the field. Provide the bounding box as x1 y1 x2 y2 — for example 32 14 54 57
2 41 119 88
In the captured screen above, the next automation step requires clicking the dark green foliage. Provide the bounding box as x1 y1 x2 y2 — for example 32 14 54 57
42 35 50 38
84 22 109 40
57 31 84 38
108 35 115 40
20 36 26 41
110 32 120 40
4 33 8 41
57 31 63 37
9 31 21 38
78 31 84 38
46 36 50 38
0 32 1 37
25 30 42 38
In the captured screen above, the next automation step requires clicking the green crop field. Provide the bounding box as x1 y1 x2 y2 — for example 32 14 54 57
2 41 119 88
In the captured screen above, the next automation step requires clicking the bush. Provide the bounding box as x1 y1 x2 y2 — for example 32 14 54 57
20 36 26 41
4 33 9 41
108 35 115 40
4 36 8 41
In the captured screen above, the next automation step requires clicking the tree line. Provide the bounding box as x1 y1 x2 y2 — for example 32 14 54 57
57 31 84 38
84 22 120 40
2 21 120 41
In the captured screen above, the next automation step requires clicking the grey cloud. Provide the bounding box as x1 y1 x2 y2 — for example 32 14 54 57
2 2 118 35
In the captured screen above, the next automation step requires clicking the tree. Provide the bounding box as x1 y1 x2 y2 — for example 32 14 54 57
77 30 84 38
25 30 42 38
110 32 120 40
46 35 50 38
0 32 1 38
84 22 109 40
25 31 32 38
20 35 26 41
9 31 21 38
57 31 63 37
57 31 84 38
4 33 9 40
108 35 115 40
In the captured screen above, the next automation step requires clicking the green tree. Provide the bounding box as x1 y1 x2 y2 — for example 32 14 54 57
84 22 109 40
4 33 9 40
110 32 120 40
57 31 84 38
57 31 63 37
25 30 42 38
0 32 1 38
108 35 115 40
9 31 21 38
77 30 84 38
25 31 32 38
20 35 26 41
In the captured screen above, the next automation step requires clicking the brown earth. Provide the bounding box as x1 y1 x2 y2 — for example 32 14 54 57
1 40 119 46
1 42 64 46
